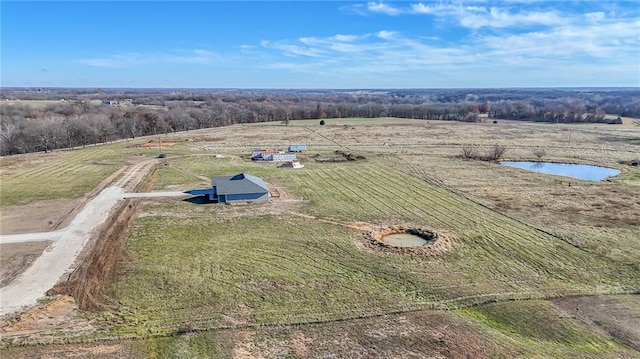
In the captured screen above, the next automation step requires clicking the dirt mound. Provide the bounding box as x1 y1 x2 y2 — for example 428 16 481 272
139 142 175 147
0 295 94 345
363 225 457 256
313 150 366 163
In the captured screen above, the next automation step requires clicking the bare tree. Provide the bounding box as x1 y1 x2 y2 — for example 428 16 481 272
461 145 477 159
485 144 507 162
532 148 546 160
0 122 21 155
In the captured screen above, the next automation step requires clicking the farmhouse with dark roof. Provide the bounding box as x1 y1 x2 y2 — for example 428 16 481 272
188 173 269 203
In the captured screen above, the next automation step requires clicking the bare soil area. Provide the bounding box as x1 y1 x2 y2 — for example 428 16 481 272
0 241 51 287
139 185 306 220
2 310 521 358
0 295 94 346
553 294 640 351
139 142 176 147
0 198 81 235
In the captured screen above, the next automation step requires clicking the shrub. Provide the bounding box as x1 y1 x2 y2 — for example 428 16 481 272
461 145 478 159
485 144 507 162
532 148 546 159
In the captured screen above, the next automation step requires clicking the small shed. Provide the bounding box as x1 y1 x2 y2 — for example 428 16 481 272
288 144 307 152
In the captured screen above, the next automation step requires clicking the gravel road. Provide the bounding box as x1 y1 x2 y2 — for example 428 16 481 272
0 187 191 317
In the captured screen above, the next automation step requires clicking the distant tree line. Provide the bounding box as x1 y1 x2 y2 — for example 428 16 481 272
1 88 637 155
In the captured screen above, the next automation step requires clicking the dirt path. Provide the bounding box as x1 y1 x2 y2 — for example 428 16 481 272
0 230 64 244
0 154 194 318
0 187 194 317
0 187 125 317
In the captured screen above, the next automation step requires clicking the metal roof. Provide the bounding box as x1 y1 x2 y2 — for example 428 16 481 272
212 173 268 195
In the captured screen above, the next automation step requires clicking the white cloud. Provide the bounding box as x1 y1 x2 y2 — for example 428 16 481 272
376 30 397 40
367 2 401 16
585 12 606 23
254 10 639 86
366 2 574 29
79 54 143 68
478 19 640 59
460 7 567 28
261 40 326 57
331 34 359 42
410 3 484 15
79 49 222 68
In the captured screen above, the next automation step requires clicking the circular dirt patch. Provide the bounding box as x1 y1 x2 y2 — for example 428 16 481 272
364 226 456 256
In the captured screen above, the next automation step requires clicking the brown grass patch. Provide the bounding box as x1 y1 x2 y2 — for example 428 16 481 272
0 198 82 234
139 142 176 147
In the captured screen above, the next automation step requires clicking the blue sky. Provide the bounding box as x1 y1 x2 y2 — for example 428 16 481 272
2 1 639 88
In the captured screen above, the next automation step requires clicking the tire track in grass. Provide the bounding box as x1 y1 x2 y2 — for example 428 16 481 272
342 163 468 229
393 162 629 283
327 164 440 224
356 163 599 285
319 166 399 221
314 167 384 220
346 167 435 223
384 164 558 253
121 216 422 331
374 164 529 238
9 148 110 180
300 168 350 218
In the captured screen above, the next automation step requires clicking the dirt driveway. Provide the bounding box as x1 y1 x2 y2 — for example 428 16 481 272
0 186 125 317
0 153 194 318
0 186 194 317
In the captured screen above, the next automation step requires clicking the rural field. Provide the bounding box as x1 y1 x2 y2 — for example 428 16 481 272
1 118 639 358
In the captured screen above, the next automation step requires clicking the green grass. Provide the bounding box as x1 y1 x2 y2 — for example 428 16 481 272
109 216 411 332
102 156 638 340
0 148 124 205
457 301 625 357
2 121 639 356
151 154 278 191
612 166 640 184
0 141 191 205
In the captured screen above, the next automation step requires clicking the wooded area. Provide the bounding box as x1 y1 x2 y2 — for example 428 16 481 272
1 87 638 155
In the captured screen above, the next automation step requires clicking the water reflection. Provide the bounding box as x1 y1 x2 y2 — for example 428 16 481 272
500 161 620 181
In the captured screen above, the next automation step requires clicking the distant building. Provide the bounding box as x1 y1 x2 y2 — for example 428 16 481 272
288 144 307 152
188 173 268 204
252 149 297 162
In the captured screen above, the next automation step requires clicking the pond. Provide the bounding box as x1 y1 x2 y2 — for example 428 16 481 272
381 233 429 247
500 161 620 181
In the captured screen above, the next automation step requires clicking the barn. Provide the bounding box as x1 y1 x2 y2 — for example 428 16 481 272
188 173 269 204
288 144 307 152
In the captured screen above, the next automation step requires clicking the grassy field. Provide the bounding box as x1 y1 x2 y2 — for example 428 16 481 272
1 118 639 357
0 139 193 206
0 100 68 109
69 153 636 357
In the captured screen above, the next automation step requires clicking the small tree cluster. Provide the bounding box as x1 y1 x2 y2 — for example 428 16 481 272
461 144 507 162
461 145 477 159
485 144 507 162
